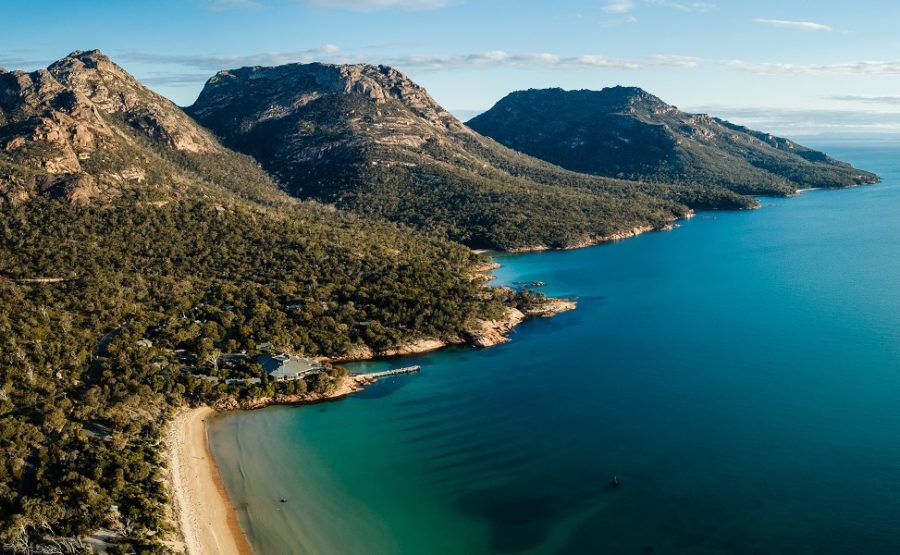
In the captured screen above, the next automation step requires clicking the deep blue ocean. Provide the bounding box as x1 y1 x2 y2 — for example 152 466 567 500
209 143 900 554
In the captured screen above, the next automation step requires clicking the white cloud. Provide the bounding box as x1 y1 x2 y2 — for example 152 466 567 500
599 15 637 27
830 95 900 105
0 54 56 70
602 0 635 14
753 18 832 31
121 47 706 83
378 51 699 71
646 0 716 12
120 45 344 71
600 0 714 23
686 105 900 136
725 59 900 76
382 51 641 70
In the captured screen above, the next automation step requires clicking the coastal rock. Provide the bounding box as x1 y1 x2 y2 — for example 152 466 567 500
592 225 655 244
328 337 463 363
527 298 577 317
213 373 375 411
466 307 526 347
380 338 449 357
471 260 501 273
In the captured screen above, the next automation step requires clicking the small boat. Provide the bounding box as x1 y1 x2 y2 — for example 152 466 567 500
611 476 622 489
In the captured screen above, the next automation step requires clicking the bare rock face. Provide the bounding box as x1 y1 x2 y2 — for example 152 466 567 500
45 50 218 153
188 62 475 190
192 62 464 133
0 50 224 205
466 307 526 348
188 61 494 205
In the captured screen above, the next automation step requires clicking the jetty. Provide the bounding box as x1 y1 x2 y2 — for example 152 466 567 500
358 365 421 379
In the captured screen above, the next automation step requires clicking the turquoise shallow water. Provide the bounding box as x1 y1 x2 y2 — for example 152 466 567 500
209 144 900 554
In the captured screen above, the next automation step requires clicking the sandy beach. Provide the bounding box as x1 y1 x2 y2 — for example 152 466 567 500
168 407 253 555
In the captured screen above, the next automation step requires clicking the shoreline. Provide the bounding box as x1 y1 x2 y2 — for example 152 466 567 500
325 298 577 363
166 372 436 554
166 266 579 553
166 297 576 552
503 217 693 254
214 371 383 411
167 407 254 555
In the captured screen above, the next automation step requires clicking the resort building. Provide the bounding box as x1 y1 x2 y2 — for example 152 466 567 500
257 353 323 381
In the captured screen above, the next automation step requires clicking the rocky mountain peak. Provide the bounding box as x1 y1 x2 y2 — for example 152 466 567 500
610 86 666 107
45 50 132 93
1 50 224 205
491 86 672 117
40 50 218 153
605 85 659 101
194 62 461 131
3 50 219 150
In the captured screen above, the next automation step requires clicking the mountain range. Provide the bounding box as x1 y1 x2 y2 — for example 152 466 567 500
5 55 874 253
186 63 754 250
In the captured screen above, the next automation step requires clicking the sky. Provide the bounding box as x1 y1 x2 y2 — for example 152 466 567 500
4 0 900 137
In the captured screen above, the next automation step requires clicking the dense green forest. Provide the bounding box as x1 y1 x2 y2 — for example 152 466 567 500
0 197 530 552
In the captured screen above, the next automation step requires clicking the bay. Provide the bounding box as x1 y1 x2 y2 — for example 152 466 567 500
209 143 900 554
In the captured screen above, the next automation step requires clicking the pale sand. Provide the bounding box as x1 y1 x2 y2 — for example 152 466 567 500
168 407 253 555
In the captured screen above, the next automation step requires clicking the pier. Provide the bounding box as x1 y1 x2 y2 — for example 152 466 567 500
359 366 421 379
